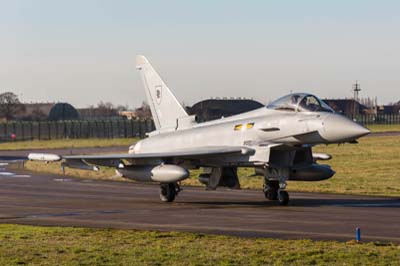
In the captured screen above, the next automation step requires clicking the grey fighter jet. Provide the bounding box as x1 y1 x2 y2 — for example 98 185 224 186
29 56 370 205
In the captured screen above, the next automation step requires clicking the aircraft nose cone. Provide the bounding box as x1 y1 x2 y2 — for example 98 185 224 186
322 114 370 143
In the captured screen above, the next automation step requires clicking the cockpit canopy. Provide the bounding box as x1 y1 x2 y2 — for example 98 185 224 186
267 93 334 113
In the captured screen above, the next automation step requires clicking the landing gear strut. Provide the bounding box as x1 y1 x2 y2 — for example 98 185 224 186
159 183 181 202
277 177 289 206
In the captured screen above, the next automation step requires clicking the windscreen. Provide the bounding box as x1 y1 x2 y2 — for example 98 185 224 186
267 93 334 113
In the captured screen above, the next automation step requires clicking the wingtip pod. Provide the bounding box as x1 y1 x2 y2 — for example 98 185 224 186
136 55 147 70
312 153 332 161
28 153 61 162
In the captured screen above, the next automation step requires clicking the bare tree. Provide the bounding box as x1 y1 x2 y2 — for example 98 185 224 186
96 101 117 117
30 107 47 121
116 104 129 112
134 101 152 120
0 92 26 121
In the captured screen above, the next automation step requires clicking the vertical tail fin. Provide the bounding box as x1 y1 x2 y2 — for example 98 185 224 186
136 55 188 130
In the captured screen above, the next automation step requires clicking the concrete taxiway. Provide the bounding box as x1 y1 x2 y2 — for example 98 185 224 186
0 167 399 243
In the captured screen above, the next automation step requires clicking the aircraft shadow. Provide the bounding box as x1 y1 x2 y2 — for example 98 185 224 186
180 197 400 208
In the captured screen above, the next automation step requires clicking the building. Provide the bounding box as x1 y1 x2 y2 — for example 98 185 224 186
14 103 55 121
48 103 80 121
77 107 120 120
377 101 400 115
11 102 79 121
323 99 371 116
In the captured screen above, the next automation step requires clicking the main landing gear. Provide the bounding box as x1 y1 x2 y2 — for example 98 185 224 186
159 182 181 202
263 179 290 206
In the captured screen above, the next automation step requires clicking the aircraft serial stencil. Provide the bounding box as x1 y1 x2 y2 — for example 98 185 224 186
29 56 370 205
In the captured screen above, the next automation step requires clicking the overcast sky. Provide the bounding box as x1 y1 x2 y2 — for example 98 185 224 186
1 0 399 108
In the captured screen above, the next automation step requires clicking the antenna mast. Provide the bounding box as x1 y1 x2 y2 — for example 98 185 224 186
352 81 361 116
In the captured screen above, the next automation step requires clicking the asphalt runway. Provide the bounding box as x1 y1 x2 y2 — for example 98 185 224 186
0 167 400 243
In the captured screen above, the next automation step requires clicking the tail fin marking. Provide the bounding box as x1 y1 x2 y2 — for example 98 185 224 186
136 55 188 130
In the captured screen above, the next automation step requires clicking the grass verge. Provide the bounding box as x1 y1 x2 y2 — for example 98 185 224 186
0 138 138 150
366 124 400 133
0 224 399 266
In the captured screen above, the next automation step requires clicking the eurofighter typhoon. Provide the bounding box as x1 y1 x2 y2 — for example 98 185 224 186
29 56 370 205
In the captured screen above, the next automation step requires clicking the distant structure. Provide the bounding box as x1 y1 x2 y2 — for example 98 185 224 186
118 110 137 120
15 102 55 121
187 98 264 122
77 107 119 120
352 81 362 115
48 103 80 121
377 101 400 115
323 99 371 116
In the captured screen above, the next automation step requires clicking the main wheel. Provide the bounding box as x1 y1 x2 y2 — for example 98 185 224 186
264 181 279 200
277 190 289 206
160 183 176 202
264 188 278 200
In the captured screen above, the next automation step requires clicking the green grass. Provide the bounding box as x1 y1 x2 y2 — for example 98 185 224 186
0 138 138 150
0 224 399 266
25 135 400 197
366 124 400 133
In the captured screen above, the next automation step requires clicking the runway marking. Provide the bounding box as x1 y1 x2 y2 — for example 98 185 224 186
53 178 72 182
0 172 16 176
12 175 31 178
0 171 30 178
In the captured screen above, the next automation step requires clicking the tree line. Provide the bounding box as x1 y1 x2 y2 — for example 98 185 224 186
0 92 152 122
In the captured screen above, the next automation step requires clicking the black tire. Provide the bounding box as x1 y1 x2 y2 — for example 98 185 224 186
160 183 176 202
264 181 279 200
264 189 278 200
277 190 289 206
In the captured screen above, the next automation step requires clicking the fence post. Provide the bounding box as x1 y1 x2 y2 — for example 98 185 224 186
30 122 33 140
38 122 41 140
124 120 127 138
21 122 24 140
139 120 143 138
11 123 15 139
48 122 51 140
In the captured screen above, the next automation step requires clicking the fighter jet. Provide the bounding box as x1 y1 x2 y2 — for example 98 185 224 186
29 56 370 205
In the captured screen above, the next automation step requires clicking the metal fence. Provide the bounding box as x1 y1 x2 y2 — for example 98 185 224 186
0 114 399 141
0 120 155 141
347 114 400 125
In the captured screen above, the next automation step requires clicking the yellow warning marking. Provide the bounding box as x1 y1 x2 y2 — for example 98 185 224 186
246 123 254 129
234 124 243 131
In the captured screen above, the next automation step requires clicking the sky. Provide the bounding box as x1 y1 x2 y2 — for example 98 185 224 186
1 0 399 108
